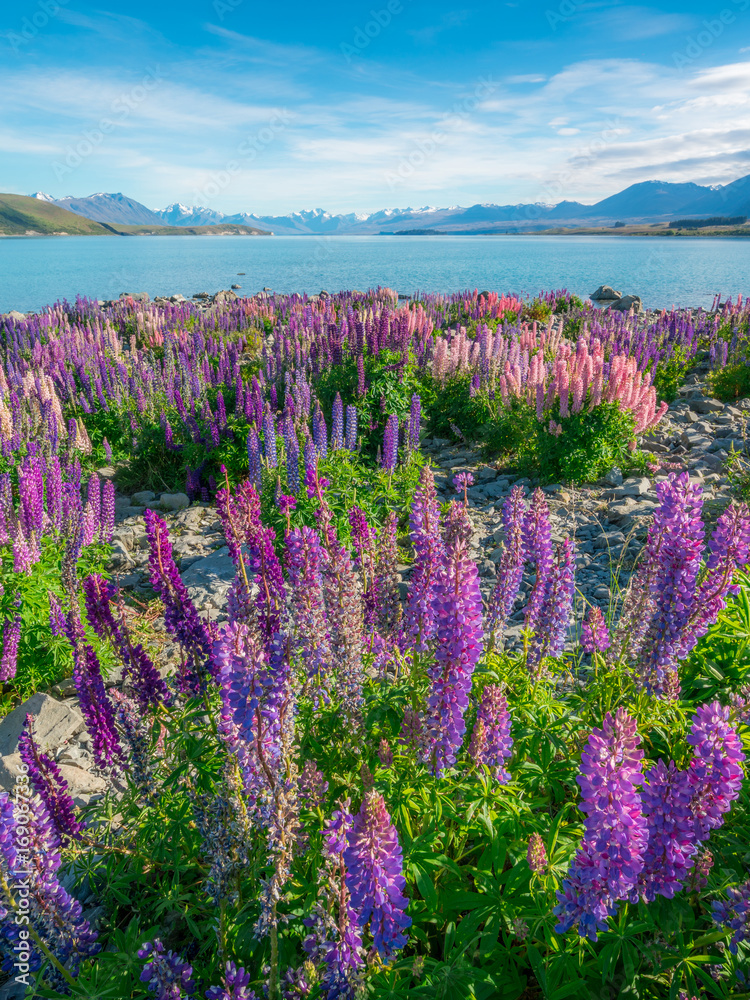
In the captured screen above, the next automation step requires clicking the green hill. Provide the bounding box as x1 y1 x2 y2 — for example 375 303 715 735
0 194 272 236
0 193 114 235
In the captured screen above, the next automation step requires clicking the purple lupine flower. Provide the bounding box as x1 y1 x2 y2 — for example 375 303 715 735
81 474 101 547
381 414 399 473
374 511 400 635
299 759 329 809
103 437 113 464
452 471 474 506
100 480 115 542
18 714 83 843
686 700 745 843
343 791 411 959
424 502 484 776
356 354 366 396
527 833 547 874
639 758 696 901
684 846 713 893
322 540 364 720
138 939 196 999
331 393 344 450
303 433 317 479
580 605 611 654
408 394 421 451
345 404 358 451
263 409 278 468
313 405 328 459
65 606 126 772
378 739 393 768
82 574 171 710
522 489 554 635
404 465 444 650
486 486 527 636
468 684 513 783
144 509 216 693
528 538 575 671
111 690 158 797
285 526 331 690
398 708 423 750
554 708 647 941
205 962 257 1000
712 880 750 954
49 592 67 638
0 603 22 682
45 456 63 532
247 427 262 494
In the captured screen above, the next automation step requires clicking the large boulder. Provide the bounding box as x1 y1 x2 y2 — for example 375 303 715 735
590 285 621 301
609 294 642 314
0 693 84 756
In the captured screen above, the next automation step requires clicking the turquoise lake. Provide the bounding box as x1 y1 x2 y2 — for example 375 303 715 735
1 233 749 313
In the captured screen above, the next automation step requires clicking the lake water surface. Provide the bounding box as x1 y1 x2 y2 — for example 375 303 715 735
1 233 749 313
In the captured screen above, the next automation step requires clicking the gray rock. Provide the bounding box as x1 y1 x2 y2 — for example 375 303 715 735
680 431 713 451
590 285 621 301
690 397 724 414
5 310 26 322
602 467 623 487
0 694 84 757
621 476 651 497
159 492 190 511
609 294 642 314
131 490 156 505
181 549 236 591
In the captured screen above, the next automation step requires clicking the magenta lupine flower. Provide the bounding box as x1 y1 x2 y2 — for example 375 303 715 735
713 880 750 954
138 939 196 999
381 414 398 472
554 709 647 941
304 467 330 499
331 392 344 450
424 502 484 776
408 394 421 451
486 486 527 637
345 404 358 450
405 465 445 650
343 791 411 959
285 526 331 689
468 684 513 783
686 700 745 843
205 962 257 1000
18 715 83 844
453 471 474 493
144 509 216 693
0 603 22 682
638 759 696 901
528 539 575 671
527 833 547 874
244 505 287 644
522 489 554 635
65 606 126 772
101 480 115 541
82 574 170 710
580 605 611 654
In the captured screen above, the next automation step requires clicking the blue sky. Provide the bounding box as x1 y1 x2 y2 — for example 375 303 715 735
1 0 749 214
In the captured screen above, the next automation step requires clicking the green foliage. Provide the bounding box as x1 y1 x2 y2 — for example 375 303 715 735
520 298 553 324
536 402 643 483
708 360 750 402
651 346 691 403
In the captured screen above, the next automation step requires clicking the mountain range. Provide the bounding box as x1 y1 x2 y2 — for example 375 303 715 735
28 172 750 235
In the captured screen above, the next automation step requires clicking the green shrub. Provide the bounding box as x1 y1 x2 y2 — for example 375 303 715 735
651 346 691 403
536 401 641 482
708 361 750 402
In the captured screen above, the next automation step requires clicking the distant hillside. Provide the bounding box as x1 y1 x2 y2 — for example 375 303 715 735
0 194 113 235
115 223 272 236
55 192 164 226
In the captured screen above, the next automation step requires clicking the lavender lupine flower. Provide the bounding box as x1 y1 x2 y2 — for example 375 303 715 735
144 509 216 693
522 489 554 635
713 880 750 954
138 939 196 999
424 502 484 776
453 471 474 506
528 539 575 671
684 847 713 893
18 715 83 843
206 962 258 1000
82 574 170 710
263 409 278 468
345 405 358 451
408 394 421 451
580 605 611 654
404 466 444 650
48 592 67 637
65 606 126 772
356 354 366 396
101 480 115 542
343 791 411 960
247 428 262 494
381 414 398 473
638 759 696 901
527 833 547 875
398 708 423 751
378 739 393 768
313 406 328 460
111 690 158 798
374 511 400 635
468 684 513 783
0 604 21 682
486 486 527 637
554 709 647 941
686 700 745 843
331 393 344 450
285 526 331 690
322 541 364 721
